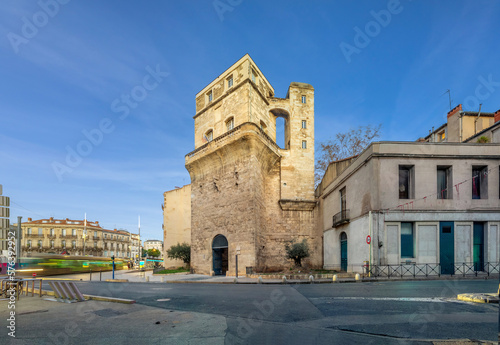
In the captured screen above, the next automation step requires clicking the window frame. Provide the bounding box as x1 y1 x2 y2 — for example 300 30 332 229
226 117 234 131
472 166 488 199
301 120 307 129
398 165 414 199
301 95 306 104
205 129 213 142
301 140 307 149
227 75 233 88
437 166 453 199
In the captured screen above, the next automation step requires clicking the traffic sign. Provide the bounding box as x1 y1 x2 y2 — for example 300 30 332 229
366 235 371 244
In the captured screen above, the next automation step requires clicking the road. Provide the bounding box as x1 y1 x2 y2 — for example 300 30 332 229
61 278 499 343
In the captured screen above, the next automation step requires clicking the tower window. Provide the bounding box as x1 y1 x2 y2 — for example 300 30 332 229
302 140 307 149
205 130 213 142
207 91 213 103
227 76 233 88
226 117 234 131
302 95 306 103
302 120 307 129
251 69 256 83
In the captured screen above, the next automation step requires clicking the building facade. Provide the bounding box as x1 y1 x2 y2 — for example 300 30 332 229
143 239 163 256
130 233 141 262
165 54 321 276
317 142 500 273
163 185 191 268
20 217 137 259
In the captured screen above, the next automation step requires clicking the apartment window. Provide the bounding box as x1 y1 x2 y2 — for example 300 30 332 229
401 222 414 258
50 229 54 236
302 140 307 149
439 130 446 142
94 231 97 239
399 165 414 199
62 240 66 248
50 240 54 248
301 95 306 104
38 228 43 235
72 240 76 249
27 228 32 235
437 166 452 199
227 76 233 88
94 242 97 248
340 187 347 213
72 229 76 236
27 240 32 248
207 91 213 102
62 229 66 237
226 117 234 131
205 130 213 142
472 166 488 199
301 120 307 129
104 234 107 239
38 240 42 248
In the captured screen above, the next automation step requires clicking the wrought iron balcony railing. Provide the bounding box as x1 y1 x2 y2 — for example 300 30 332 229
332 209 350 228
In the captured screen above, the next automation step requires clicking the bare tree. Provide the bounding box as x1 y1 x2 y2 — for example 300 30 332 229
315 124 381 186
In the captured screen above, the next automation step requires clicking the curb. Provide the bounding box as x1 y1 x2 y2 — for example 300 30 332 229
457 293 499 304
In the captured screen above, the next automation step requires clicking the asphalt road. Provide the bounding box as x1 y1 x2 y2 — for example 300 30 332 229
66 279 499 344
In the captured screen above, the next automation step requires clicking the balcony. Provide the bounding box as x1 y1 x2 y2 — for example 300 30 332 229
26 234 44 238
332 209 350 228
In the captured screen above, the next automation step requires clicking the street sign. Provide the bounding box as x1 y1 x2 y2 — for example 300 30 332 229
366 235 371 244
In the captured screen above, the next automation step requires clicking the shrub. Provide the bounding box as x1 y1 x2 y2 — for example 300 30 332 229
166 243 191 265
285 239 310 267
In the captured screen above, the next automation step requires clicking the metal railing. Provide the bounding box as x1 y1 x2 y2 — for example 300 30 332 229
363 262 499 278
332 209 350 228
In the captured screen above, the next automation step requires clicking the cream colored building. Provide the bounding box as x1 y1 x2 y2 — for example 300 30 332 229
20 217 137 259
163 185 191 268
424 104 500 143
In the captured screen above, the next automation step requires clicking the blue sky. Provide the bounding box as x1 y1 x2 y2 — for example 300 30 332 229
1 0 499 242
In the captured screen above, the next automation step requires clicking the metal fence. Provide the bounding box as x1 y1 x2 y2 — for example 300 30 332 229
363 262 500 278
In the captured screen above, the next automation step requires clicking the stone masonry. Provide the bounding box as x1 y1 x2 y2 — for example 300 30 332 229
184 54 321 275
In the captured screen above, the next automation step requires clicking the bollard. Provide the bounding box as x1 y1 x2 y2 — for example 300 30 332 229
309 275 314 284
258 276 263 284
332 274 338 282
355 273 361 281
146 275 149 282
233 277 238 284
282 276 287 284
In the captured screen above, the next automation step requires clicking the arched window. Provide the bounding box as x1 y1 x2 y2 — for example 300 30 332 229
226 117 234 131
205 130 213 142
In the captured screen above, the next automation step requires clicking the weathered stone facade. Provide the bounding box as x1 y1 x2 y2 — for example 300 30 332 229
182 54 321 275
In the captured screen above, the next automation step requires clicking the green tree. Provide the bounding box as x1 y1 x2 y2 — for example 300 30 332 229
315 124 381 186
285 239 310 267
147 248 161 258
167 243 191 265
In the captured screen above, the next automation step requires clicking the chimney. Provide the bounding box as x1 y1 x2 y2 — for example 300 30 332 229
27 217 32 222
495 109 500 123
49 217 54 222
447 104 462 118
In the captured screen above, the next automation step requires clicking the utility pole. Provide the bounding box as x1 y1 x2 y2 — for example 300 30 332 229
83 213 87 256
138 215 141 268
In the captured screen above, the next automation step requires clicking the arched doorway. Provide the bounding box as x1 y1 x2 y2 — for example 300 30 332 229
340 232 348 271
212 235 228 276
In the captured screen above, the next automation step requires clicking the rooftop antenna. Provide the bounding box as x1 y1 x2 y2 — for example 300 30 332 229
442 89 452 110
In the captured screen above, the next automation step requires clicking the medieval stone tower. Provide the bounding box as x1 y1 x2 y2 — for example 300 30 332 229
185 54 321 275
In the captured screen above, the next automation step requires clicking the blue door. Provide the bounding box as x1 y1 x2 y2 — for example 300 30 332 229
439 222 454 275
473 223 484 271
340 232 348 271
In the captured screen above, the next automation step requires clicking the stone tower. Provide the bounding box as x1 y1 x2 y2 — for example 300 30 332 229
185 54 321 275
